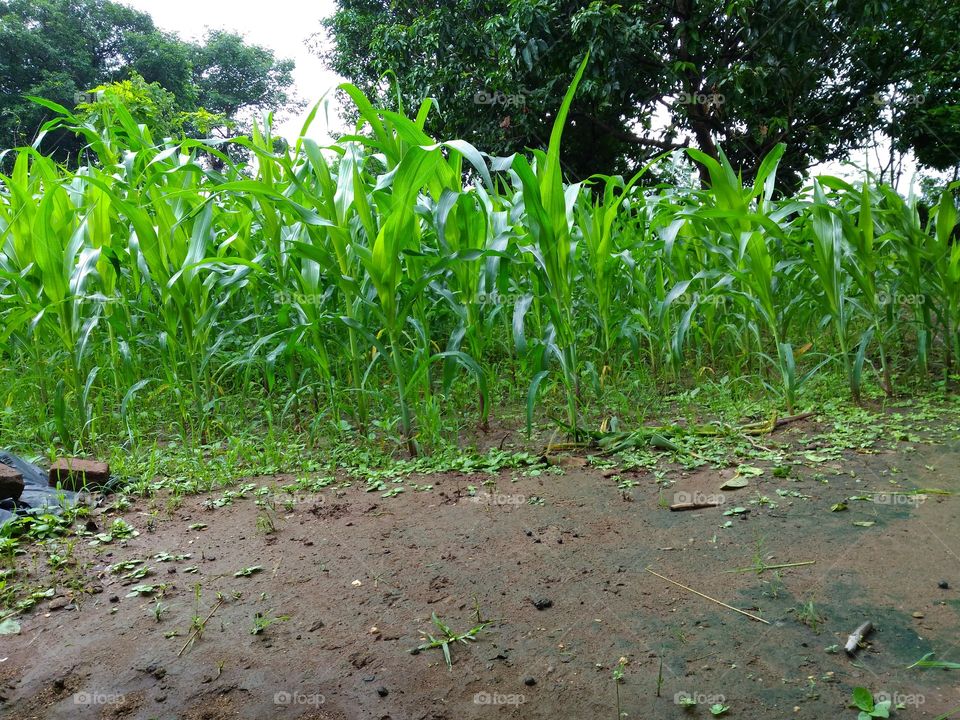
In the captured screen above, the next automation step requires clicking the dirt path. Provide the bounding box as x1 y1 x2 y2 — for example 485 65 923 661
2 433 959 719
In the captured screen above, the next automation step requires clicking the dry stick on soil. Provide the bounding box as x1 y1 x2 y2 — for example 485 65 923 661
844 620 873 656
644 567 771 624
26 627 45 647
669 501 722 511
772 411 815 430
724 560 816 574
735 411 815 436
178 598 224 657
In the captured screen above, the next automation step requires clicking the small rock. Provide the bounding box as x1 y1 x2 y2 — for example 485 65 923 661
912 611 925 619
523 676 536 686
47 597 70 611
48 458 110 491
376 687 389 697
0 464 24 501
532 597 553 610
309 620 325 632
145 663 166 679
938 580 950 589
155 695 167 703
109 595 120 603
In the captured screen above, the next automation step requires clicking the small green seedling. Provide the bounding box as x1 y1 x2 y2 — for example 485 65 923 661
107 559 142 574
656 652 664 697
251 610 290 635
710 704 730 716
907 653 960 670
126 584 160 598
791 599 825 632
122 566 152 580
851 687 891 718
234 566 264 577
178 585 224 657
409 612 489 670
613 656 628 718
154 552 190 562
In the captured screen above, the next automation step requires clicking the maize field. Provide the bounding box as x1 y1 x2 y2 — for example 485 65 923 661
2 61 958 454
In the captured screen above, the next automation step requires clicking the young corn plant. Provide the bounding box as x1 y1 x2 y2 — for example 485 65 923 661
807 180 861 402
576 160 662 368
512 54 589 437
836 178 894 394
929 185 960 374
339 86 491 451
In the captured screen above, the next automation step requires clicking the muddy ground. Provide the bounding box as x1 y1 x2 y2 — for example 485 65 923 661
2 418 959 720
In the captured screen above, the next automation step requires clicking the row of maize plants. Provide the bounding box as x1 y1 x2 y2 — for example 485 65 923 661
1 60 958 452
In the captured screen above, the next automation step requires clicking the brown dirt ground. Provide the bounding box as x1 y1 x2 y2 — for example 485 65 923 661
2 426 959 720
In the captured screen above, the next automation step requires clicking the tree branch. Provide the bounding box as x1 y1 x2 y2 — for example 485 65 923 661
570 111 687 151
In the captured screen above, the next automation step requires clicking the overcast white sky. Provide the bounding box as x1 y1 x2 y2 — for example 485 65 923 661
122 0 346 140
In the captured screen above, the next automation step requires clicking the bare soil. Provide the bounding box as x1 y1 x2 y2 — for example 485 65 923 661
2 425 959 720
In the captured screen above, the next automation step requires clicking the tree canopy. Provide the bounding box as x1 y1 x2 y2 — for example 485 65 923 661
0 0 297 160
320 0 960 188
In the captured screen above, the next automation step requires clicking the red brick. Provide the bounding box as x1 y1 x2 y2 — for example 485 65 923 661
0 463 24 500
48 458 110 491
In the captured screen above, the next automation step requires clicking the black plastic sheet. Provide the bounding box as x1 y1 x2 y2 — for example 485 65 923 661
0 452 80 526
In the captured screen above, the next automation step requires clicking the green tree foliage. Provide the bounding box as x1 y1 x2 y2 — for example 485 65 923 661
76 73 179 137
73 72 229 150
889 2 960 179
191 30 297 122
320 0 959 188
0 0 296 160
